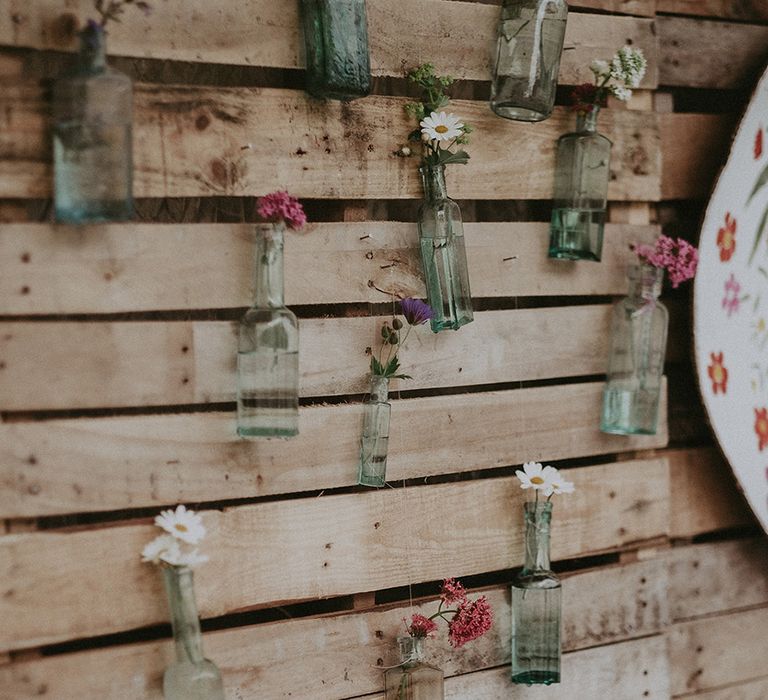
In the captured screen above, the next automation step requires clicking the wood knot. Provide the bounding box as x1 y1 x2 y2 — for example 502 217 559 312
195 114 211 131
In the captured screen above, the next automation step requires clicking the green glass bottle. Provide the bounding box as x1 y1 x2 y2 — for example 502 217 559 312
601 264 668 435
53 21 133 223
549 107 611 261
300 0 371 100
418 165 474 333
384 637 444 700
237 223 300 438
358 375 391 487
162 566 225 700
511 501 561 685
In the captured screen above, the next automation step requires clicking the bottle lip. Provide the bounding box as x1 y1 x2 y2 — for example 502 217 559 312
418 163 446 174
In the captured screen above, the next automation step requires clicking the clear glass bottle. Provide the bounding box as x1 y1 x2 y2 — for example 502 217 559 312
300 0 371 100
237 223 300 438
358 375 391 487
601 264 668 435
418 165 474 333
53 22 133 223
490 0 568 122
162 566 225 700
511 501 561 685
385 636 444 700
548 107 611 261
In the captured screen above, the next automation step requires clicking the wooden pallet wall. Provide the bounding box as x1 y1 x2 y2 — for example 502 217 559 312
1 1 767 698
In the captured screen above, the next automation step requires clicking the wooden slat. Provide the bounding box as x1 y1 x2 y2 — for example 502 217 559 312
658 16 768 89
0 86 661 201
668 447 753 538
0 305 621 410
669 539 768 622
0 559 667 699
0 457 670 651
658 0 768 22
0 382 668 519
0 222 659 314
660 112 735 201
670 607 768 696
577 0 656 16
0 2 659 86
679 676 768 700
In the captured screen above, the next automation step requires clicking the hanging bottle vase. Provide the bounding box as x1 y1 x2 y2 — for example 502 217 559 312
548 107 611 261
601 264 668 435
300 0 371 100
511 501 561 685
53 22 133 223
417 165 474 333
384 636 445 700
237 223 300 438
162 566 225 700
490 0 569 122
358 375 391 487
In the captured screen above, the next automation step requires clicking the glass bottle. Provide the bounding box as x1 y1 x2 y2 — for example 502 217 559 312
601 264 668 435
511 501 561 685
300 0 371 100
384 636 444 700
162 566 225 700
418 165 474 333
490 0 569 122
237 223 300 438
358 375 391 487
548 107 611 262
53 22 133 223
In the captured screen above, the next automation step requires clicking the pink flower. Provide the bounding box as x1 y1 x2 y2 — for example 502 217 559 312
633 234 698 288
256 191 307 230
440 578 467 606
407 614 438 638
447 596 493 648
722 274 741 317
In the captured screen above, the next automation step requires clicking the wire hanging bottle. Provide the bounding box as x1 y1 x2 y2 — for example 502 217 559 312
490 0 568 122
385 636 445 699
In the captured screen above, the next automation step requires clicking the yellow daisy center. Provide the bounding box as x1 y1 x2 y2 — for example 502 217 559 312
530 476 545 485
174 524 189 532
435 125 449 134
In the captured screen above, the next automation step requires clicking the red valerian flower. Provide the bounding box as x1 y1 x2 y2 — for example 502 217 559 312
407 614 438 638
447 596 493 648
632 234 698 288
257 191 307 230
717 213 737 262
756 408 768 452
440 578 467 606
570 83 607 113
756 128 764 159
707 352 728 395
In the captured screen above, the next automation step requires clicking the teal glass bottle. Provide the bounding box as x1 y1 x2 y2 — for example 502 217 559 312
237 223 300 438
300 0 371 100
490 0 569 122
162 566 225 700
511 501 561 685
601 264 668 435
549 107 611 261
53 22 133 223
384 636 444 700
418 165 474 333
358 375 390 487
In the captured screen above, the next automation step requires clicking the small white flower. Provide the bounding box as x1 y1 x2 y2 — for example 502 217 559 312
590 59 610 78
161 547 209 568
155 504 207 545
515 462 557 491
610 84 633 102
420 111 464 142
545 474 576 497
141 534 181 565
610 46 647 88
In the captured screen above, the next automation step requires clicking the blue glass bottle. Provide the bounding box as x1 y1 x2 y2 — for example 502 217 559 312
53 22 133 223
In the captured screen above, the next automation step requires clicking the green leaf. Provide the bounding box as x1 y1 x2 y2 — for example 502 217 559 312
371 357 384 376
748 163 768 204
382 355 401 378
391 373 412 380
437 149 470 166
749 202 768 265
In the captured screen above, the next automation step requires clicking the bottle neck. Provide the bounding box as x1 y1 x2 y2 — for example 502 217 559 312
162 566 205 665
253 223 286 308
78 24 108 73
576 107 600 133
628 263 664 304
369 375 390 402
523 502 553 572
398 636 426 667
420 165 449 202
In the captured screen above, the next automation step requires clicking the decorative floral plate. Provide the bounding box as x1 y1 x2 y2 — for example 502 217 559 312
694 64 768 532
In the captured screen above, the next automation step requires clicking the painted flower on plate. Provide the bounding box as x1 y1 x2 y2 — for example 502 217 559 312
420 112 464 142
722 274 741 317
756 408 768 451
756 127 764 160
717 212 737 262
155 504 207 545
707 352 728 395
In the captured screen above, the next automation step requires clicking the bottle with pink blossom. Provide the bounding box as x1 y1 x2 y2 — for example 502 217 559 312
601 235 697 435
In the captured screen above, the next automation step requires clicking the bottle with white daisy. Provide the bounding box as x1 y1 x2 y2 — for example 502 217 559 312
511 462 575 686
142 506 225 700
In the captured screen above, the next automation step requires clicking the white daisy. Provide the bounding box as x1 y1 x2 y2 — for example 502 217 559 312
161 547 210 568
141 534 181 565
515 462 557 491
155 504 207 545
544 474 576 497
420 111 464 142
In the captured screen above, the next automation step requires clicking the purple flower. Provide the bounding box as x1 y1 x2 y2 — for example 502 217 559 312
400 298 434 326
722 273 741 317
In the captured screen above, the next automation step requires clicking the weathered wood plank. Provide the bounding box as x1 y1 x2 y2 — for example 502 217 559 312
669 539 768 622
0 86 661 201
0 2 658 86
0 222 659 314
679 676 768 700
0 559 667 699
0 382 668 518
0 305 621 410
668 447 753 539
670 607 768 696
0 458 670 651
576 0 656 16
658 0 768 22
658 16 768 89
